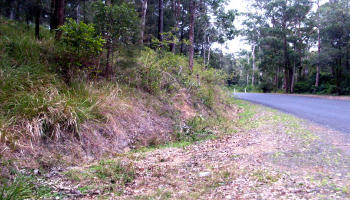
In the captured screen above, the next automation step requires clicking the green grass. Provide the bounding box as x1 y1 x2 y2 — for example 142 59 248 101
89 159 135 185
231 99 258 128
0 19 103 143
0 174 63 200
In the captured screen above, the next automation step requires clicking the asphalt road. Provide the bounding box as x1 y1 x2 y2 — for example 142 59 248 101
234 93 350 134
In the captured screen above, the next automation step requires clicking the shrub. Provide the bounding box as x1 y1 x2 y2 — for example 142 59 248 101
294 81 312 93
58 18 104 59
176 115 214 142
57 18 105 80
259 82 273 93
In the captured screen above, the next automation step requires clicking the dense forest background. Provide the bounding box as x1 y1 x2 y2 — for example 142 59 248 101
234 0 350 95
1 0 349 94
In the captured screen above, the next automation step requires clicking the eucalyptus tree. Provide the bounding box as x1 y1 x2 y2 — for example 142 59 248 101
245 0 312 93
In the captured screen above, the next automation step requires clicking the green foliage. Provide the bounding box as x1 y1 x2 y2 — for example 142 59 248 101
0 20 102 142
134 48 187 94
58 18 105 60
57 18 105 80
176 116 214 142
198 87 215 108
151 28 180 50
0 176 33 200
93 1 139 42
89 160 135 185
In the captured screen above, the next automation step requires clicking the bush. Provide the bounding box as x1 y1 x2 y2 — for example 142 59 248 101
259 82 273 93
176 116 213 142
294 81 312 93
58 18 104 59
57 18 105 80
0 20 102 142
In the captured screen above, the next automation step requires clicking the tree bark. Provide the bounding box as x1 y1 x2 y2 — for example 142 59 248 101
158 0 164 42
274 66 279 88
188 0 196 72
55 0 65 40
315 0 321 88
104 0 112 79
50 0 57 31
35 6 41 40
170 0 179 53
252 45 256 86
291 62 296 93
139 0 148 45
283 28 290 93
207 36 210 66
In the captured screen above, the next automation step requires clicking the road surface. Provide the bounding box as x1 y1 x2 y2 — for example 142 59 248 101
234 93 350 133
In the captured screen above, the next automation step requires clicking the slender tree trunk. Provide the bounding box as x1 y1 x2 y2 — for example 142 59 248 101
291 62 296 93
315 0 321 88
170 0 179 54
76 1 80 23
252 45 256 86
188 0 196 72
83 0 86 22
207 36 210 66
158 0 164 42
50 0 57 31
139 0 148 45
283 30 290 93
55 0 65 40
104 0 112 79
275 66 279 88
15 1 21 20
203 43 206 66
35 6 41 40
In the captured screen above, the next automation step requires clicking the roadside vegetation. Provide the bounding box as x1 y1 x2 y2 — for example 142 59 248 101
0 17 238 198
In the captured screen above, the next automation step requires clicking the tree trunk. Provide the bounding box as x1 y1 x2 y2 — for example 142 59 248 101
139 0 148 45
158 0 164 42
252 45 256 86
55 0 65 40
180 25 184 54
283 30 290 93
315 0 321 88
35 6 41 40
50 0 57 31
83 0 86 22
104 0 112 79
170 0 179 53
207 36 210 66
188 0 196 72
76 1 80 23
105 39 113 79
291 62 296 93
274 66 279 88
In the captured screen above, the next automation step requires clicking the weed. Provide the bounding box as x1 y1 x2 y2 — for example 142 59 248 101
89 159 135 185
0 176 33 200
252 169 280 184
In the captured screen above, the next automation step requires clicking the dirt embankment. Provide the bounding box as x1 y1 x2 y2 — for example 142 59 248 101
0 87 238 173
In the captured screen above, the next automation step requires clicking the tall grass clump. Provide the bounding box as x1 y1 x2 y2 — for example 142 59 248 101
0 176 33 200
0 20 101 143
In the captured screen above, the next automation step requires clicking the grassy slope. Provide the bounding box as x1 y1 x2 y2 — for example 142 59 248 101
0 19 239 198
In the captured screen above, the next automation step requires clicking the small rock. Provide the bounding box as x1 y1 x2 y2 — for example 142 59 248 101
199 171 211 177
33 169 40 175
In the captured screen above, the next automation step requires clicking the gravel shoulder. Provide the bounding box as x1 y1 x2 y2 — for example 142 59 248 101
31 100 350 199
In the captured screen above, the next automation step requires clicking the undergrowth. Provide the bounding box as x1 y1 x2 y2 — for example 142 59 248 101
0 19 237 196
